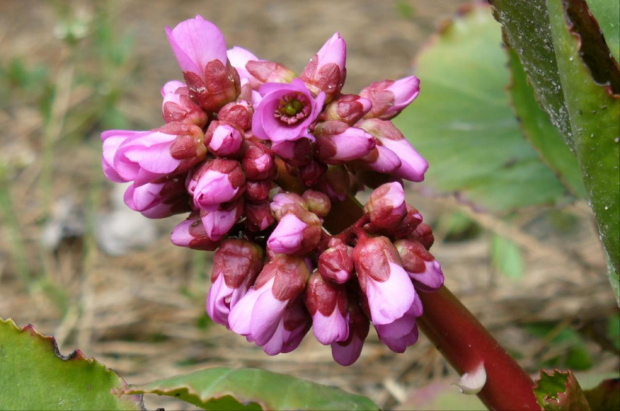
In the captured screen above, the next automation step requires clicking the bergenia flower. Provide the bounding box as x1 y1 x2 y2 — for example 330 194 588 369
244 200 275 231
360 76 420 120
314 121 376 164
331 300 370 366
229 255 310 347
299 33 347 103
353 236 415 325
166 15 240 112
305 272 349 345
358 118 428 182
124 176 190 219
187 158 246 208
204 121 244 158
260 297 312 355
374 291 422 353
102 123 206 187
322 94 372 125
252 79 325 144
267 208 322 256
200 199 244 241
394 239 444 292
206 239 263 326
241 138 275 180
170 212 221 251
161 80 208 127
318 238 354 284
364 182 407 231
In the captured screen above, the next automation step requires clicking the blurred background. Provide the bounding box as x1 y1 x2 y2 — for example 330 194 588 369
0 0 617 409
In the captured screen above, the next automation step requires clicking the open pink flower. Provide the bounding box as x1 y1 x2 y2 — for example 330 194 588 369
252 79 325 144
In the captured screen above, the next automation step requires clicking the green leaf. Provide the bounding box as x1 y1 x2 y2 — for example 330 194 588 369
489 0 620 303
395 4 571 213
491 234 524 280
0 318 142 411
120 367 378 410
534 370 591 410
588 0 620 62
507 47 586 198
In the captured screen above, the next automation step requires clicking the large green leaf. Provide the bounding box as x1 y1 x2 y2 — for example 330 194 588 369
395 4 570 213
120 367 378 410
490 0 620 301
507 47 586 199
0 318 142 410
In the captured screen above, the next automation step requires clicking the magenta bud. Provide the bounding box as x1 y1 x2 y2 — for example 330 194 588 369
304 272 349 345
360 76 420 120
302 189 331 218
355 144 401 175
171 213 221 250
161 80 208 127
353 236 415 325
298 158 327 187
241 138 276 180
357 118 428 182
207 239 264 326
187 159 246 208
410 222 435 250
318 241 354 284
245 179 272 202
245 200 276 232
124 176 190 219
205 121 244 158
218 99 253 131
245 60 296 85
364 182 407 232
200 199 244 241
392 204 423 239
314 121 376 163
267 209 322 256
299 33 347 103
394 239 444 292
270 193 307 221
322 94 372 125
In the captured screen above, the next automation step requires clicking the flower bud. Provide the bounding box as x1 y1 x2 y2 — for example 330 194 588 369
229 254 311 347
245 179 272 202
360 76 420 120
302 189 331 218
217 99 253 131
357 118 428 182
298 158 327 187
245 60 296 85
241 138 276 180
187 159 246 208
262 297 312 355
161 80 208 127
353 145 401 175
227 46 264 89
353 236 415 325
314 121 376 164
200 199 244 241
267 207 322 256
318 240 353 284
331 296 369 366
269 192 307 220
392 204 423 239
299 33 347 103
322 94 372 125
410 222 435 250
204 121 244 158
271 138 313 167
124 176 190 219
394 239 444 292
166 15 241 112
207 239 264 326
170 212 221 250
305 272 349 345
245 200 275 232
374 291 422 353
364 182 407 232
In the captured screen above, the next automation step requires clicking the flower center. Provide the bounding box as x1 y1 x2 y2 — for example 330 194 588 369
274 93 311 125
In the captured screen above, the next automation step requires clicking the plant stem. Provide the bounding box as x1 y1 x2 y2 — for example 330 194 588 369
317 192 540 410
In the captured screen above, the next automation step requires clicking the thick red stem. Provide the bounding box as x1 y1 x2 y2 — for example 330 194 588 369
276 173 540 410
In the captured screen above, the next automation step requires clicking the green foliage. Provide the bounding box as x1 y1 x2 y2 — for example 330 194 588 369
0 319 142 410
525 323 593 371
587 0 620 62
394 4 574 213
490 234 524 280
120 368 379 410
489 0 620 303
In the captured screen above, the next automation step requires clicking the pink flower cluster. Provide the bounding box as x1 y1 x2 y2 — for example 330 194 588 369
100 15 443 365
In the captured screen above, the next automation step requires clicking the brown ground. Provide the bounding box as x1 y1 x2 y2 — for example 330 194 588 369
0 1 617 410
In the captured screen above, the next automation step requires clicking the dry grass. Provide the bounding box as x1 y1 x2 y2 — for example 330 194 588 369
1 1 617 409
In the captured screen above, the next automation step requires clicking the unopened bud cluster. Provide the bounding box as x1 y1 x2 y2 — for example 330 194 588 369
100 15 442 365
